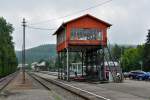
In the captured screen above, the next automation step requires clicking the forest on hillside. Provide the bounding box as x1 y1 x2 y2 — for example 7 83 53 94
16 44 56 64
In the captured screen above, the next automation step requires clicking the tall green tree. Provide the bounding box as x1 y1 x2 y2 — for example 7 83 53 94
143 30 150 71
111 44 122 61
0 17 18 77
121 47 143 72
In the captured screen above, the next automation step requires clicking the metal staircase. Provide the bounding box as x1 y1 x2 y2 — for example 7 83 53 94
105 45 123 83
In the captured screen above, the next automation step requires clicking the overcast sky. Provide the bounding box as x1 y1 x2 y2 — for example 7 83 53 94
0 0 150 50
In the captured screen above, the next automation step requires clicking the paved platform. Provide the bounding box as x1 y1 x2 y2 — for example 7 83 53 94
34 72 150 100
0 72 56 100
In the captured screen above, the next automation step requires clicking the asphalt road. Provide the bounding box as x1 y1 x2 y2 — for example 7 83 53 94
35 72 150 100
60 80 150 100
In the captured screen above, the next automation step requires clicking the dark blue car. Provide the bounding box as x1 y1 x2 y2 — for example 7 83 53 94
128 71 140 79
146 72 150 80
129 71 149 80
136 72 149 80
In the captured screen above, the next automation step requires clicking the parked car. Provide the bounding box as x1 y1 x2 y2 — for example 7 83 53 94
135 72 149 80
128 71 141 79
146 72 150 80
128 70 149 80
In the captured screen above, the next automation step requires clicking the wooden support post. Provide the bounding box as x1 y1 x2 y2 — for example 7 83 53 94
100 46 105 81
81 51 84 76
85 50 88 77
66 48 69 81
60 52 63 80
98 50 102 81
102 46 105 80
63 52 65 80
58 53 60 79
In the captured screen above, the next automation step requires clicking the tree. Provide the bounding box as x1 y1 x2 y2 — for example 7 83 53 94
143 30 150 71
111 44 122 61
121 47 143 72
0 17 18 77
146 30 150 44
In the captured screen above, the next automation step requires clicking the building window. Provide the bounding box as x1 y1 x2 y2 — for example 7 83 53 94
57 29 66 44
71 28 102 40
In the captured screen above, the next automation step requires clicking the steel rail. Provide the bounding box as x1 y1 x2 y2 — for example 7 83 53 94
0 71 18 92
27 72 51 91
29 72 110 100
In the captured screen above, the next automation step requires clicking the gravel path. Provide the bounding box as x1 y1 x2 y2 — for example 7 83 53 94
0 72 57 100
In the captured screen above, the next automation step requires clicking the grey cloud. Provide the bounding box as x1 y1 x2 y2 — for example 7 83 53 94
0 0 150 50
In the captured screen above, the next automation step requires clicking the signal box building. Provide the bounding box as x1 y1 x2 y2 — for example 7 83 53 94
53 14 112 81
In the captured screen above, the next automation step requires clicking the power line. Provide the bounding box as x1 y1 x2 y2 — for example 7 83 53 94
29 0 112 25
26 25 57 31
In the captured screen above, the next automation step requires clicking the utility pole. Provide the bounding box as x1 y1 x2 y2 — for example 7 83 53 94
22 18 26 84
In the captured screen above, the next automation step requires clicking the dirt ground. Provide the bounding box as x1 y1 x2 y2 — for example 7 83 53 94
0 72 55 100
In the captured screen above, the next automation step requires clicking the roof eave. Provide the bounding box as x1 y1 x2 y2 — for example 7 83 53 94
53 23 65 35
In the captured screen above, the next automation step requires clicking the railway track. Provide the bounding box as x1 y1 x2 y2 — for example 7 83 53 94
0 71 18 92
28 72 110 100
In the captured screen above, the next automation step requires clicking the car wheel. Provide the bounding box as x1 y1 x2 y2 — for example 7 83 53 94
139 77 142 81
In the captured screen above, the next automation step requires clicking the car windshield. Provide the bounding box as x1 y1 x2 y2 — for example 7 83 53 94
139 72 146 74
147 72 150 74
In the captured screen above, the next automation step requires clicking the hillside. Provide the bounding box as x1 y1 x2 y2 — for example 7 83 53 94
15 44 137 64
16 44 57 64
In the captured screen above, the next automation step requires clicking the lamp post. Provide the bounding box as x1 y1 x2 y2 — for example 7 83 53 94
139 61 143 71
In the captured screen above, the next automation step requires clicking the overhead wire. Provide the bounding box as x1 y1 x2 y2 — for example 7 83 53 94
29 0 112 26
26 25 57 31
